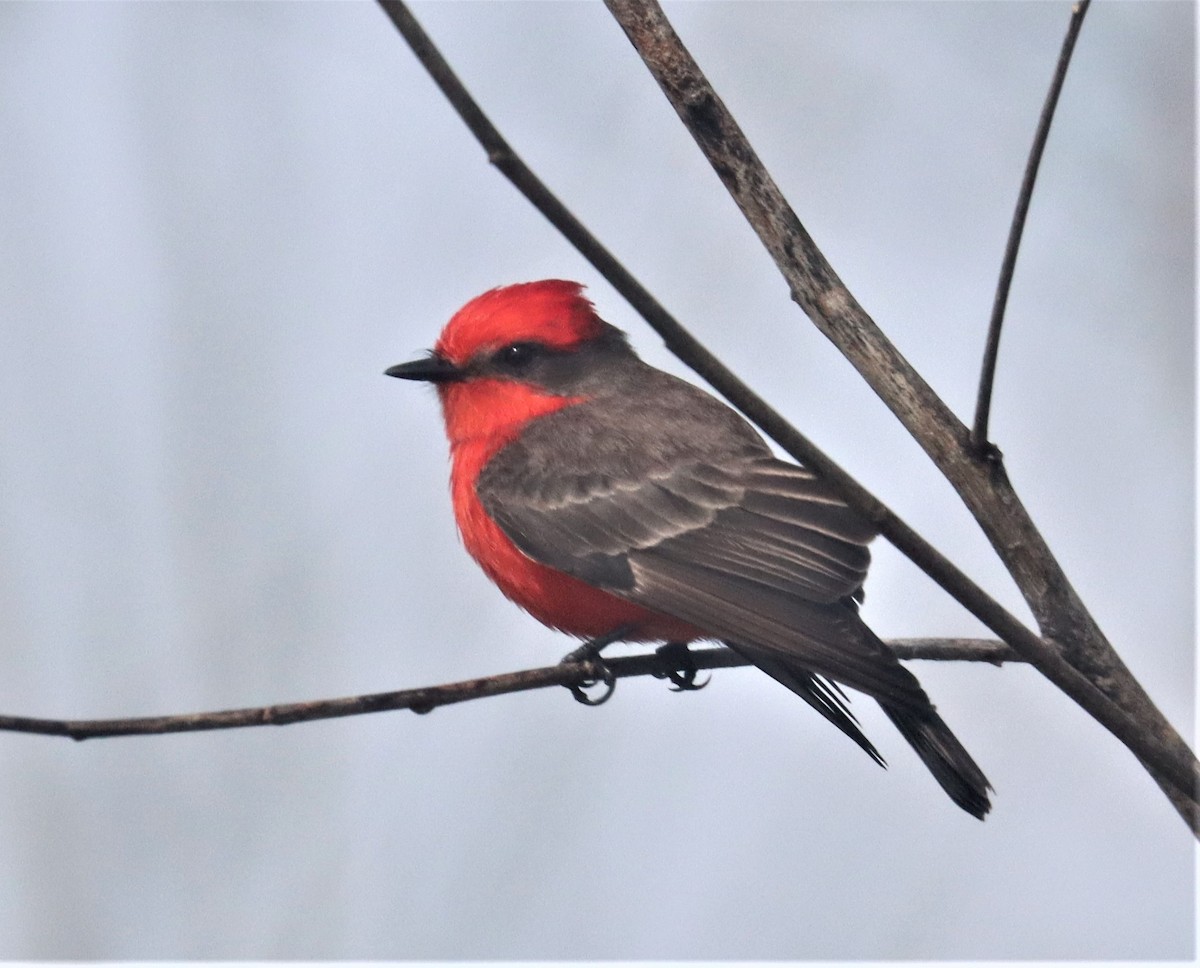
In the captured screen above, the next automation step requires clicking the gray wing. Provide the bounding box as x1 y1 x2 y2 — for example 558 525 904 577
483 453 875 602
480 431 993 815
479 443 933 715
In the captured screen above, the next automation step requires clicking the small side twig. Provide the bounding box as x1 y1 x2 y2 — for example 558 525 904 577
888 638 1020 665
0 639 1017 741
972 0 1091 451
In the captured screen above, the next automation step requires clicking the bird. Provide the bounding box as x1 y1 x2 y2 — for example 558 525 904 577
386 279 991 818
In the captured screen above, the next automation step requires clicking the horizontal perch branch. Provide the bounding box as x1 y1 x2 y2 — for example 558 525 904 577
0 639 1018 740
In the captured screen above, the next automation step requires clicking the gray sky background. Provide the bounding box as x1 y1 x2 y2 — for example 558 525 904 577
0 1 1193 960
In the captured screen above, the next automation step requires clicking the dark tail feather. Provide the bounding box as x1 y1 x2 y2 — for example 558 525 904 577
728 635 992 818
881 703 992 820
740 651 888 768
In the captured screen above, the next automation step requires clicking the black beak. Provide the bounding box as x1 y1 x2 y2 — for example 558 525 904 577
384 354 464 384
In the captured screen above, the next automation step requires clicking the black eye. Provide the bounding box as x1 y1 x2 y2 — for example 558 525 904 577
493 342 541 369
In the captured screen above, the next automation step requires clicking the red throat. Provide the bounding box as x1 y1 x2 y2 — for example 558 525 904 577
436 378 578 451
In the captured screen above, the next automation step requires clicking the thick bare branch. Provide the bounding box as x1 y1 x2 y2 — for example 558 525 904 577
601 0 1197 828
0 639 1018 740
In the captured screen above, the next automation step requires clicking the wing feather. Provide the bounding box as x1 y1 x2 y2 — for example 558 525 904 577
482 448 929 709
484 454 873 603
477 417 991 815
627 553 930 712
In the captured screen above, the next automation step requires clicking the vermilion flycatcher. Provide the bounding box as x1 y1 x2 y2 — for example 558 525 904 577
387 280 991 818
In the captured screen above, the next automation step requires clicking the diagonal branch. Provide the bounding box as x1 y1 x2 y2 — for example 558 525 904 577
373 1 1037 666
373 4 1047 682
0 639 1018 740
973 0 1091 450
601 0 1197 828
376 0 1198 821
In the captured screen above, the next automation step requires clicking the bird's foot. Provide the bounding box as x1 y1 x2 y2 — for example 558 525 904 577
560 624 635 707
653 641 710 692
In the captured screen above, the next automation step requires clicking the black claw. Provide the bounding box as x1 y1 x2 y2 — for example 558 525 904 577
561 625 634 707
568 663 617 706
654 642 710 692
667 669 710 692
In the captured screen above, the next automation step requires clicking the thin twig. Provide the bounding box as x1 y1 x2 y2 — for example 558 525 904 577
0 639 1018 740
888 638 1020 664
972 0 1091 451
376 0 1199 816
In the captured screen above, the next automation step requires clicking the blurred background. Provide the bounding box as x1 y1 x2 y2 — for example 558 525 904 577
0 1 1193 959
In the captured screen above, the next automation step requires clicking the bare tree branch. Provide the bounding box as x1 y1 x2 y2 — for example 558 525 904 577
600 0 1197 829
373 5 1060 710
375 0 1197 824
889 638 1021 664
0 639 1018 741
973 0 1091 450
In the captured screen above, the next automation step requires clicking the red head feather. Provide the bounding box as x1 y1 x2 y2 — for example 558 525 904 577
434 280 602 365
